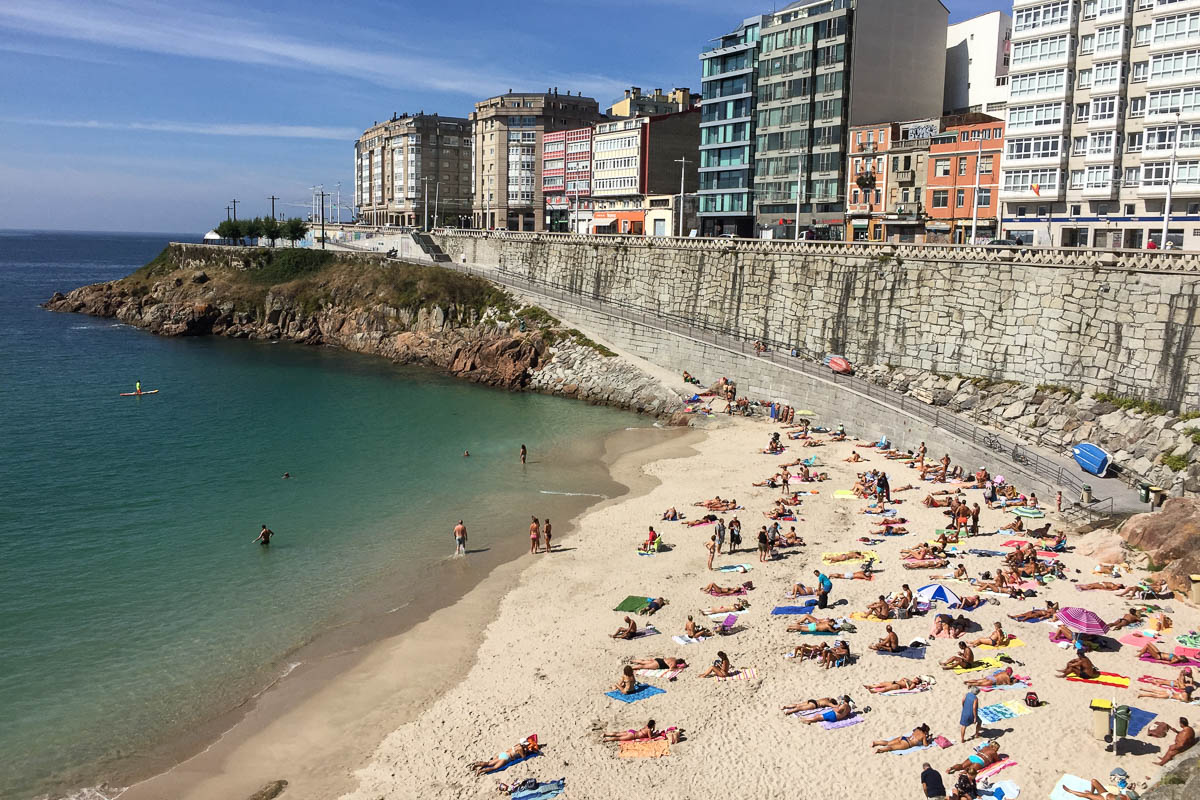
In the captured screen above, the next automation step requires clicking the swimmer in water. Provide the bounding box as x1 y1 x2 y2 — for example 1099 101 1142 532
520 444 527 464
282 472 290 479
463 450 470 457
253 525 275 546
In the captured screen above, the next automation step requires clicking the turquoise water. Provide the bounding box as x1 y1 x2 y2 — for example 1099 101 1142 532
0 231 641 799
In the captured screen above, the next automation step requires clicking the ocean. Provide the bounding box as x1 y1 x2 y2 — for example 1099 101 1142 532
0 230 643 800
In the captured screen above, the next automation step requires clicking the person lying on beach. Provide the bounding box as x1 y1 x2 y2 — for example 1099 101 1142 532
826 550 869 563
1060 777 1138 800
1107 608 1145 630
686 514 718 527
470 738 540 774
701 599 749 615
779 528 805 546
870 624 901 652
603 719 659 742
627 656 687 671
891 484 918 492
1024 522 1053 538
786 614 846 633
936 531 960 547
782 697 839 715
902 544 942 560
684 615 713 640
931 614 961 639
641 597 668 615
701 581 754 596
866 595 893 620
1139 642 1192 665
923 494 957 508
830 568 875 581
1154 718 1196 766
941 642 975 670
1116 578 1168 598
1076 581 1125 591
1008 602 1059 623
865 675 932 693
946 741 1001 775
873 724 931 753
786 582 816 597
956 595 989 612
963 666 1018 688
869 525 908 536
697 651 732 678
967 622 1009 648
1137 682 1195 701
798 696 856 724
1058 653 1100 680
611 616 638 639
753 475 781 488
790 642 829 660
661 507 680 521
694 496 736 510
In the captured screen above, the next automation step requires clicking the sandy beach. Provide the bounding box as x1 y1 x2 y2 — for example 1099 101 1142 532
338 412 1199 800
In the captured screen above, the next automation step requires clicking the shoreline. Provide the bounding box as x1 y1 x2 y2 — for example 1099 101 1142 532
105 423 700 800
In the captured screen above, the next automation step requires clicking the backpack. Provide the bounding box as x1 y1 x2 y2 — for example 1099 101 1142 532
1024 691 1040 708
730 530 742 546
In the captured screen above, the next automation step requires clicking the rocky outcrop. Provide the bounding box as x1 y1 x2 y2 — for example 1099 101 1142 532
1143 755 1200 800
526 339 684 416
245 780 288 800
1118 497 1200 593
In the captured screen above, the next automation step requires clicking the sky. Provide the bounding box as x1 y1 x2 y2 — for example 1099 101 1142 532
0 0 1007 233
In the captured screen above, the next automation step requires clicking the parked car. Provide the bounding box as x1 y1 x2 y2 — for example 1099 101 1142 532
985 238 1024 247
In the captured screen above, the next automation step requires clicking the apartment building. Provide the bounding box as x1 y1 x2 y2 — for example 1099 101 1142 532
470 90 602 231
944 10 1013 114
607 87 697 118
353 113 472 227
542 127 594 233
591 110 700 235
1001 0 1200 249
698 0 949 239
925 117 1006 242
845 122 892 239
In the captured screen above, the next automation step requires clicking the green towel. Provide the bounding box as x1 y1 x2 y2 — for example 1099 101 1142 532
614 595 652 613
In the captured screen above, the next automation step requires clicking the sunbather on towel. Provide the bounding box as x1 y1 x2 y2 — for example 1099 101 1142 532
603 719 659 742
661 507 680 521
613 665 638 694
701 598 749 615
470 737 540 774
940 642 976 670
628 656 687 671
1107 608 1145 630
831 568 875 581
1140 641 1193 665
1076 581 1125 591
963 666 1018 688
966 621 1008 648
956 595 989 612
786 614 846 633
1136 683 1195 701
872 723 931 753
686 514 717 527
1117 578 1168 598
1057 653 1100 680
865 675 933 693
782 696 839 714
870 624 901 652
790 642 829 660
1008 602 1058 622
697 650 732 678
946 741 1001 775
826 550 869 563
611 616 638 640
701 581 754 596
1141 667 1196 693
902 543 942 560
642 597 668 615
1060 776 1138 800
798 696 856 724
684 615 712 640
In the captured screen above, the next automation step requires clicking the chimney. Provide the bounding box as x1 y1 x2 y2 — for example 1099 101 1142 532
632 86 641 97
625 89 631 98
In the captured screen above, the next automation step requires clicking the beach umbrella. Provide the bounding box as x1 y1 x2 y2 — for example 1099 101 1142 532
1056 606 1109 635
916 583 962 607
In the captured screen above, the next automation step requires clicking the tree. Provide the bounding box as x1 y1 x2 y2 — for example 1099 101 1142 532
243 217 265 244
215 219 240 244
281 217 310 247
260 216 282 248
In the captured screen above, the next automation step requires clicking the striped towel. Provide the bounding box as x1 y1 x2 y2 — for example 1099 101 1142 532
635 666 686 681
881 685 933 696
716 667 758 682
1065 671 1131 688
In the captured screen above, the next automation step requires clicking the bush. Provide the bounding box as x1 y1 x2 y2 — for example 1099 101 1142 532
248 249 335 285
1184 427 1200 446
517 306 559 328
1179 410 1200 421
1036 383 1081 400
1161 453 1190 472
1093 392 1169 416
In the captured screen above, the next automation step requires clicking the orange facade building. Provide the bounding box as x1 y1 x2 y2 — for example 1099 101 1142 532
924 118 1004 244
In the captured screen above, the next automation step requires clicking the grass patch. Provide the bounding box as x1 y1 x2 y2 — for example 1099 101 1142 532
1179 410 1200 421
1184 427 1200 446
127 245 177 283
1162 453 1190 472
1093 392 1169 416
247 249 335 286
1159 772 1185 785
1037 383 1081 400
565 329 616 357
517 305 559 328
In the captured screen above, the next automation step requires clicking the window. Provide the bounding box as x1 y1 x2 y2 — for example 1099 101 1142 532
1093 61 1122 89
1077 68 1093 89
1070 169 1085 189
1074 135 1089 155
1083 0 1097 19
932 189 949 208
1127 132 1144 152
1145 123 1200 150
958 157 968 176
956 188 966 207
1007 102 1065 129
1153 11 1200 45
1129 97 1146 117
977 188 992 207
1088 130 1116 155
852 189 859 204
1124 166 1141 187
1009 68 1068 97
1076 102 1091 122
1096 25 1123 54
901 188 910 204
1085 165 1113 188
1002 169 1060 192
1150 49 1200 82
1135 25 1151 47
1080 34 1095 54
1014 1 1070 33
1007 135 1063 160
1097 0 1123 17
934 158 951 177
1091 96 1118 122
1149 86 1200 115
979 155 993 174
1012 34 1070 66
1132 61 1149 83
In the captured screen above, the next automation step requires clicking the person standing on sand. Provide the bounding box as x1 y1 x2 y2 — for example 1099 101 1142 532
815 569 833 609
728 516 741 554
520 444 527 464
253 524 275 547
453 520 468 556
715 517 726 554
959 686 981 742
543 519 552 553
706 534 717 571
529 516 540 554
920 762 946 799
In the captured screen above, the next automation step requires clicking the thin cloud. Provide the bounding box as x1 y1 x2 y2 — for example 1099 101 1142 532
0 0 630 99
3 117 360 140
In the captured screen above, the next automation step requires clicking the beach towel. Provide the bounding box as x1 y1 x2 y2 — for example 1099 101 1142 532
979 681 1031 693
821 714 865 730
976 759 1018 783
605 684 666 704
823 550 877 564
954 657 1003 674
672 635 704 646
1123 706 1157 737
630 626 660 639
635 665 686 681
978 637 1026 650
1179 645 1200 660
715 564 752 573
968 549 1007 557
1001 539 1032 548
705 611 748 622
510 779 565 800
1178 632 1200 647
849 611 890 622
795 629 838 636
1050 776 1093 800
1065 672 1131 688
613 596 652 613
707 587 749 596
618 740 669 759
771 604 818 615
979 703 1018 724
833 490 856 499
715 667 758 682
877 646 926 660
881 685 933 696
489 750 541 773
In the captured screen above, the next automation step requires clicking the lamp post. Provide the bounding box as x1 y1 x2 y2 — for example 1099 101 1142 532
675 157 690 237
1160 111 1182 248
969 138 982 244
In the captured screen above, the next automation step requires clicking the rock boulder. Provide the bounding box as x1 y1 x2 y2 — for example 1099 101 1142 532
1119 497 1200 593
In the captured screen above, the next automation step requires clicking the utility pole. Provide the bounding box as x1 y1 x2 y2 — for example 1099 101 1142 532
421 177 433 231
226 205 232 222
230 199 239 221
675 157 690 237
335 182 341 225
268 195 279 220
318 190 329 249
434 181 441 230
969 138 982 244
1161 111 1182 248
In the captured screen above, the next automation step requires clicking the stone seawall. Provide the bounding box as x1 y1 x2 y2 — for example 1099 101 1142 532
432 232 1200 411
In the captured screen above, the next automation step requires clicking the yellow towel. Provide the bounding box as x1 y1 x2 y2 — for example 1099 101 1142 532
849 611 890 622
823 550 878 564
954 657 1002 674
999 700 1033 717
977 637 1026 651
618 739 670 758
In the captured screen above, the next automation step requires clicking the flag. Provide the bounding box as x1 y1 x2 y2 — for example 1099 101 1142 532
1031 183 1041 196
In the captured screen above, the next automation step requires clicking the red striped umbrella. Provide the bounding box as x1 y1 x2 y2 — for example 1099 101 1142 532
1056 606 1109 635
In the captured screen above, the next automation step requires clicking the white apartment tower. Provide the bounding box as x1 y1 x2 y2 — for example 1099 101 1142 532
1001 0 1200 249
944 11 1013 114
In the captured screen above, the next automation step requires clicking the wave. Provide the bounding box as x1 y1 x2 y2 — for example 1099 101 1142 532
539 490 607 498
40 783 127 800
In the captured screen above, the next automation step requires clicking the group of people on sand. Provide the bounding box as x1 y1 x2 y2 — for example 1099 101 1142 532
528 516 553 554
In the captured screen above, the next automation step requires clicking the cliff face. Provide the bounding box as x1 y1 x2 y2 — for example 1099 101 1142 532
1118 497 1200 594
43 245 685 416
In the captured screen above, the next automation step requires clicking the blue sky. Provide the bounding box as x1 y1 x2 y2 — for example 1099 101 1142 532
0 0 1006 233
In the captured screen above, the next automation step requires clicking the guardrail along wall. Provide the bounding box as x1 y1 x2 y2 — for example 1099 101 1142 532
433 232 1200 410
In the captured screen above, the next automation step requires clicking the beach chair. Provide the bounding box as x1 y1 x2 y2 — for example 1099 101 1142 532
716 614 739 635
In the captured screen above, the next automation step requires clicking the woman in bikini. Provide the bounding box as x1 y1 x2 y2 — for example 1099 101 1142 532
947 741 1001 775
470 738 539 774
1139 642 1192 665
529 516 540 554
1008 602 1058 622
872 723 931 753
781 697 839 715
701 598 748 615
963 666 1017 688
684 615 712 640
602 720 670 742
612 665 638 694
798 696 855 725
790 642 829 660
627 656 687 671
1107 608 1145 630
967 621 1009 648
865 676 931 693
701 581 753 596
697 650 732 678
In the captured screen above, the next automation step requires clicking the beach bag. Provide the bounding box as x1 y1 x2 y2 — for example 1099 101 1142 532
1148 721 1169 738
730 530 742 547
955 774 976 795
1024 691 1040 708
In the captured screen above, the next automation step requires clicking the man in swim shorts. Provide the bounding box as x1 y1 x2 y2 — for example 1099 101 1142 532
253 525 274 546
453 520 467 556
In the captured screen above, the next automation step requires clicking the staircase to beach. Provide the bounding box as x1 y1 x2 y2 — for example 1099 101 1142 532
410 231 451 262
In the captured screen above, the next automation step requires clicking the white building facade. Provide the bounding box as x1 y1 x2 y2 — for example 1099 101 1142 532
944 10 1013 114
1000 0 1200 249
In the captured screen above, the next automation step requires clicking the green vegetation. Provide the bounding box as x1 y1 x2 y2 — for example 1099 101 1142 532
1160 772 1185 785
1161 453 1190 472
1036 384 1081 400
1184 427 1200 446
1179 410 1200 421
517 305 559 328
247 249 335 286
1093 392 1169 416
213 217 307 247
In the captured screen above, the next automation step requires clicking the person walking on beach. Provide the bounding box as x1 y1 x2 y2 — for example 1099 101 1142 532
959 686 981 742
253 524 275 547
453 520 468 556
728 516 742 554
706 534 717 571
520 444 527 464
715 517 726 555
529 516 540 554
543 519 552 553
814 569 833 609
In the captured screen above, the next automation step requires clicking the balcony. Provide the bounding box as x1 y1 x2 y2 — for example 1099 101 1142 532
893 169 916 183
1000 184 1065 201
1149 0 1200 14
1011 19 1074 44
891 137 933 153
1138 180 1200 196
1082 182 1118 198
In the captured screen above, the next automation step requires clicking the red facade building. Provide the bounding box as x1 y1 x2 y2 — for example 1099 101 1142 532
542 127 593 232
924 118 1004 244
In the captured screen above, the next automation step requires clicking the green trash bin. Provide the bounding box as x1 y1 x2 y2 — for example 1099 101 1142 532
1114 705 1131 737
1138 483 1151 503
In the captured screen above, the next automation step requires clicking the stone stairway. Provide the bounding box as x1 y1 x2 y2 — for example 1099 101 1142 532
410 231 451 262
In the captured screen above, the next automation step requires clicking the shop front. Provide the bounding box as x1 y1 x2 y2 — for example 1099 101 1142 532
594 210 645 235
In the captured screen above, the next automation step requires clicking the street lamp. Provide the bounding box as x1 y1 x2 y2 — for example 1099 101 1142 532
1160 111 1182 248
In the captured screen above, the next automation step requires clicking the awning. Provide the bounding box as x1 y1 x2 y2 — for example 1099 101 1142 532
925 222 951 231
884 219 924 226
593 218 616 228
851 220 869 227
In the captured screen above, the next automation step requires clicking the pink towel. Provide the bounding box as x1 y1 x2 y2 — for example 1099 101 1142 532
978 759 1018 781
1119 631 1158 647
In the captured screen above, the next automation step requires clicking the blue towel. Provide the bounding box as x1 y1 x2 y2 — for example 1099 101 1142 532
1126 706 1157 737
512 778 565 800
605 684 666 704
878 646 926 660
772 603 818 615
489 750 541 773
968 549 1007 557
